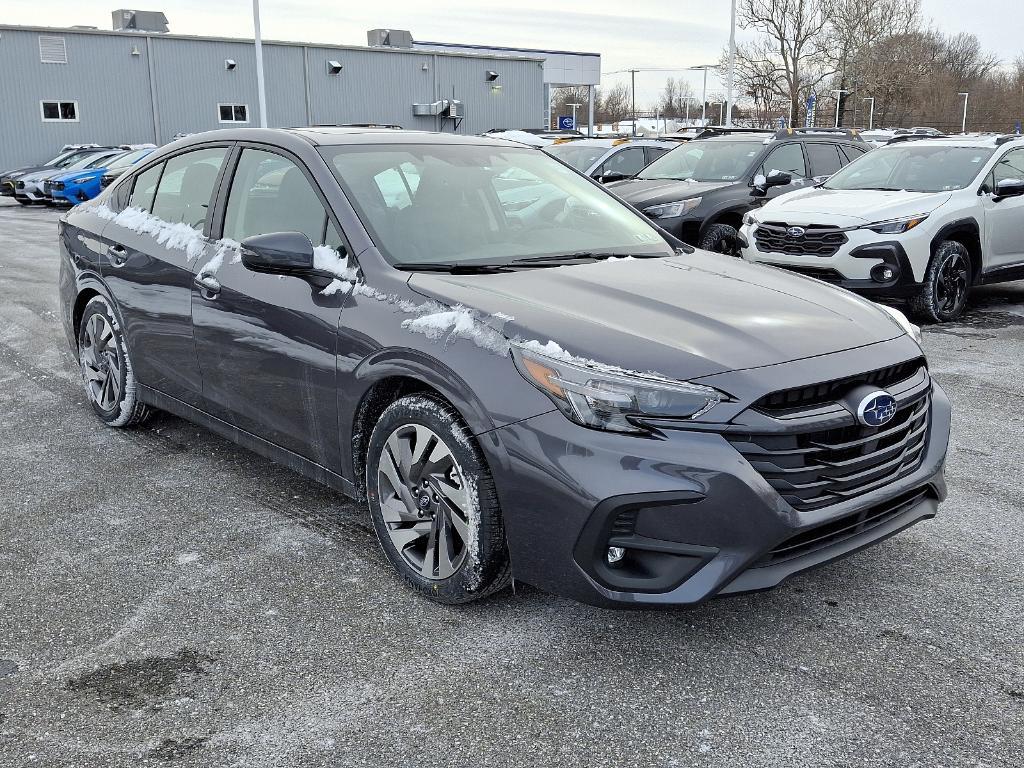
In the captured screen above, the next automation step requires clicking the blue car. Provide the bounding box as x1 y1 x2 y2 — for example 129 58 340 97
48 148 154 205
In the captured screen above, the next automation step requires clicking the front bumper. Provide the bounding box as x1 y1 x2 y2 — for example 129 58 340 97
14 180 47 203
485 346 949 608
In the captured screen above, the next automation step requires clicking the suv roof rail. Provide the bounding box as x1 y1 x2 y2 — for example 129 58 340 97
886 134 946 145
994 134 1024 146
694 126 773 139
773 127 864 142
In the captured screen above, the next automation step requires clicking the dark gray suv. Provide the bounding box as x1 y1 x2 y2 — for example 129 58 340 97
58 127 950 607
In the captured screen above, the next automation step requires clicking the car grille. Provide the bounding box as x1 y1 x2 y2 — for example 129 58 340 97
756 358 926 414
775 265 845 283
728 392 931 512
753 487 931 565
52 181 65 191
754 222 848 257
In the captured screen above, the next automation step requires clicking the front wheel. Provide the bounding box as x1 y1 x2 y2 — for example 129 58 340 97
698 223 741 256
909 240 971 323
365 394 511 604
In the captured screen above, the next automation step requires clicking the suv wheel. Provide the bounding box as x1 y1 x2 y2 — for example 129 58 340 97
77 296 152 427
910 240 971 322
698 223 740 256
365 394 512 603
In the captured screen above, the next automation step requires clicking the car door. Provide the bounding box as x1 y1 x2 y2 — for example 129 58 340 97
757 142 810 199
981 147 1024 270
100 144 231 406
190 145 353 467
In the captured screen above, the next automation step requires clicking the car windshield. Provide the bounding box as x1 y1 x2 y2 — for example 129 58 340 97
824 144 994 193
107 149 150 170
636 140 763 182
322 143 673 266
47 150 80 165
543 143 609 172
85 153 122 169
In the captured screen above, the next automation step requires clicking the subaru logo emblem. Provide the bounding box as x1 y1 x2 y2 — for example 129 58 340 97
786 226 806 238
857 391 898 427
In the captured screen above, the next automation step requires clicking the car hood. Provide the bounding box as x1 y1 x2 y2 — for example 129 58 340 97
1 165 48 180
51 169 102 182
20 168 67 183
758 186 953 225
606 178 732 208
407 252 903 382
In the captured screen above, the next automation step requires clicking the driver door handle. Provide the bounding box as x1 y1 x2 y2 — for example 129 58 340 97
107 244 128 266
194 273 221 299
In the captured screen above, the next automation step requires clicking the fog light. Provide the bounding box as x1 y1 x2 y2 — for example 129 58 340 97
871 263 899 283
606 546 626 564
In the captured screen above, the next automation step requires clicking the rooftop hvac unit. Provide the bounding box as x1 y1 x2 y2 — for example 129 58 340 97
112 10 169 33
367 28 413 48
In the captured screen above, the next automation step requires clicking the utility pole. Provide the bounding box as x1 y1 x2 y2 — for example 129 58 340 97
252 0 268 128
726 0 736 126
630 69 637 136
959 92 969 133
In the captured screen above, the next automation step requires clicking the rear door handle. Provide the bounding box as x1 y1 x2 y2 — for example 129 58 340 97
107 244 128 266
194 273 221 299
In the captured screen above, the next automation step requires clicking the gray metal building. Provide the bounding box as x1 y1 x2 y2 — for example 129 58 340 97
0 23 546 170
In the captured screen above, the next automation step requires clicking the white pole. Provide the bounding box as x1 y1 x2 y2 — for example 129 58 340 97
685 97 690 123
726 0 736 127
252 0 268 128
701 68 708 123
864 97 874 130
959 92 969 133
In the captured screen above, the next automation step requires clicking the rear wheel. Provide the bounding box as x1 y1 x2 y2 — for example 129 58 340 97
698 223 741 256
77 296 151 427
365 394 511 603
909 240 971 323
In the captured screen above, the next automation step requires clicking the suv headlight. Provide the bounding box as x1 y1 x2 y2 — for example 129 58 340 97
875 303 923 346
514 344 726 433
643 198 702 219
743 212 757 226
863 215 928 234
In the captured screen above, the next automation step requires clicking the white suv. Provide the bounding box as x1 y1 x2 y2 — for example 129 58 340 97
738 135 1024 321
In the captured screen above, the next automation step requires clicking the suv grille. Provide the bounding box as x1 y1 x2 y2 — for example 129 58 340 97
754 222 848 257
728 393 931 511
754 487 931 565
756 358 926 414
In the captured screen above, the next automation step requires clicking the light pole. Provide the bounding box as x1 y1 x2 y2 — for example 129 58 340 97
863 97 875 130
959 92 969 134
689 65 714 125
252 0 268 128
566 102 582 130
831 89 850 128
725 0 736 127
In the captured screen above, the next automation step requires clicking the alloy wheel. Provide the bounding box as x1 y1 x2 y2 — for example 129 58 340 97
936 251 969 315
376 424 472 580
80 313 122 411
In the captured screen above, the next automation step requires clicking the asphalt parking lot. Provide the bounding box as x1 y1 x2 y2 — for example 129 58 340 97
0 197 1022 768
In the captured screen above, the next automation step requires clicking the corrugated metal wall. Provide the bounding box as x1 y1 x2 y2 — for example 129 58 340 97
0 26 545 170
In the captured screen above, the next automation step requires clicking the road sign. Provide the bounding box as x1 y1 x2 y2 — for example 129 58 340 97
558 115 575 130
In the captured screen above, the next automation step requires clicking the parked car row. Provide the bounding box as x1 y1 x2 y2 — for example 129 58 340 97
1 144 155 206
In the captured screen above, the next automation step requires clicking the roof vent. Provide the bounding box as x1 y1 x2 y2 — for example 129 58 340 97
367 29 413 48
39 36 68 64
112 9 169 33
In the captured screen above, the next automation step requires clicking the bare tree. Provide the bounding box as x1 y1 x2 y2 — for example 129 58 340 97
599 83 631 123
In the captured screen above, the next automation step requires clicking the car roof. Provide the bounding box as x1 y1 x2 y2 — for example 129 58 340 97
883 134 1024 149
547 138 675 148
168 126 527 150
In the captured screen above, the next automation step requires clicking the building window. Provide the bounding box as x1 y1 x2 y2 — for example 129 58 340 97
41 101 79 122
39 35 68 64
218 104 249 124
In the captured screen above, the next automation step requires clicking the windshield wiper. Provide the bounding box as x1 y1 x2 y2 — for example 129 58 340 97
392 262 512 274
510 252 668 266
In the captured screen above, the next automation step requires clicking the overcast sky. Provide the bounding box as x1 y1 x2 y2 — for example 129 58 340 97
5 0 1019 107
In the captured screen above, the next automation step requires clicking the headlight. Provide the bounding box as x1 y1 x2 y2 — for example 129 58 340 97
743 212 757 226
70 176 92 184
643 197 702 219
875 303 923 346
513 344 726 433
863 215 928 234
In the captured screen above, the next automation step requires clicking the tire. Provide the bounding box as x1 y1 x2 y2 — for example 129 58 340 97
698 223 741 256
365 393 512 604
77 296 152 427
909 240 972 323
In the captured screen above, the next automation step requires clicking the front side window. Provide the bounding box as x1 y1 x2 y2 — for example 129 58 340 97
151 147 228 229
637 140 763 182
41 101 78 122
222 148 333 247
543 143 609 173
806 143 842 176
598 147 647 177
991 148 1024 187
760 143 807 178
323 143 672 266
218 104 249 123
825 145 994 193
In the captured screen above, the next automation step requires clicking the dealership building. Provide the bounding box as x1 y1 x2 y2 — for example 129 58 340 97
0 12 599 170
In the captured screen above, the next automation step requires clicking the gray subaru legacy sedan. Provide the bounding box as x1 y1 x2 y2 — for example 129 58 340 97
57 127 950 607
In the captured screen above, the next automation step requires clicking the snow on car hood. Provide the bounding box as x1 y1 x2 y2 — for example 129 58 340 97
407 251 902 381
758 186 952 225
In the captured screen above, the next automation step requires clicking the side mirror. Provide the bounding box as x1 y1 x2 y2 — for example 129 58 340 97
597 170 631 184
994 178 1024 201
240 231 315 276
752 170 792 196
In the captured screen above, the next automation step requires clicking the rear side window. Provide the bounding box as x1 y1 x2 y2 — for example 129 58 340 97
151 147 228 230
222 148 334 247
840 144 869 163
129 163 163 212
645 146 670 164
761 143 806 178
807 143 843 176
